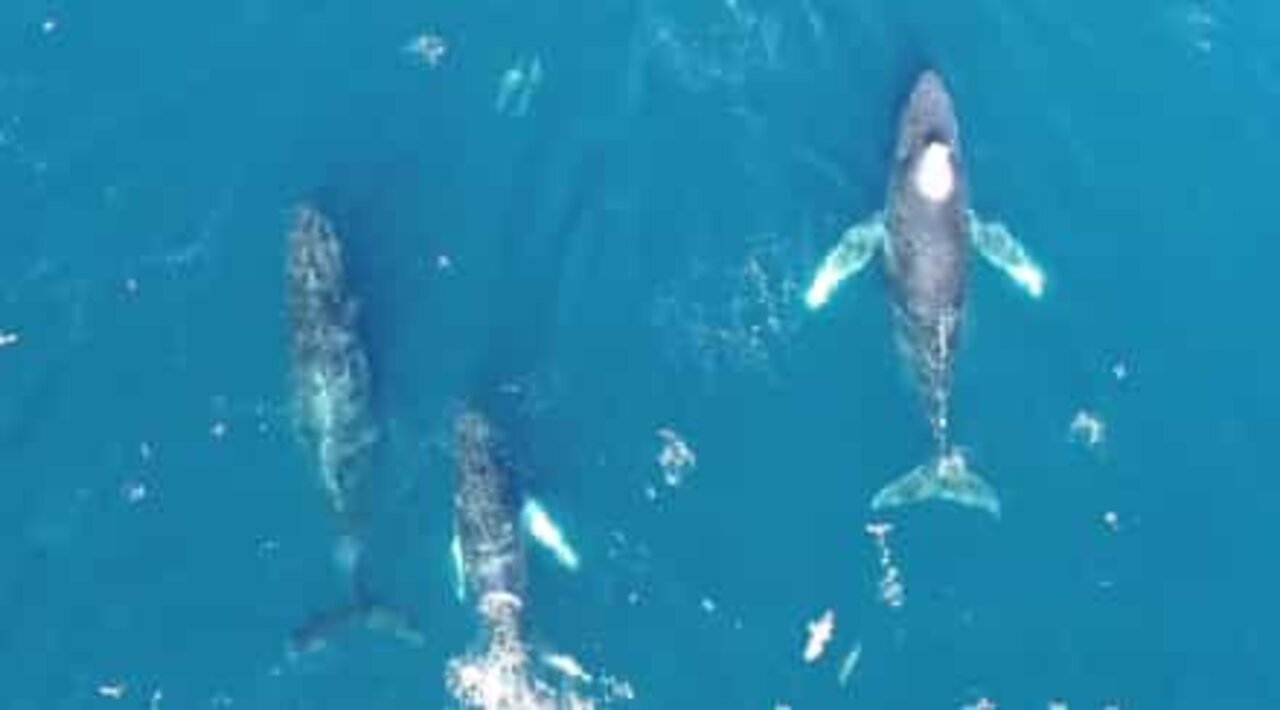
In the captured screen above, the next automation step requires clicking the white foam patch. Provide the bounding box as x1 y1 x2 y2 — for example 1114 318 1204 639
914 142 954 202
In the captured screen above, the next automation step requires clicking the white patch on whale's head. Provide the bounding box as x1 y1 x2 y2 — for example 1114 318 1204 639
914 141 954 203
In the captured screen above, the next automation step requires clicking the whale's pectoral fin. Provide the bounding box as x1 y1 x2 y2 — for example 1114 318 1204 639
804 215 886 310
521 497 581 572
450 533 466 602
969 214 1046 299
870 451 1001 519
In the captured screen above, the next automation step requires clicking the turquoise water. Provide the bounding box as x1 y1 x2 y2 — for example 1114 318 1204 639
2 0 1277 707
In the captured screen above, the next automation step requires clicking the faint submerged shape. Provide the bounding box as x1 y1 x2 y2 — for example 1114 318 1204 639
836 642 862 686
653 234 803 379
448 410 606 708
285 205 422 657
638 0 781 94
804 71 1048 518
1181 4 1217 53
495 56 543 117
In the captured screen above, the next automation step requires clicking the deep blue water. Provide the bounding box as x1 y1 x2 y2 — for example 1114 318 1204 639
2 0 1278 707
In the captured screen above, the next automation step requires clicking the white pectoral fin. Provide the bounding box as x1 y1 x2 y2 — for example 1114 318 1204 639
969 213 1046 299
450 533 466 602
520 497 581 572
804 215 885 310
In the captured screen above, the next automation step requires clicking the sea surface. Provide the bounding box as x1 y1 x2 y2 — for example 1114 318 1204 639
2 0 1277 708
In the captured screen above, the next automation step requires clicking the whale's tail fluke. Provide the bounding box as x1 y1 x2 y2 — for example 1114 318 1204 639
286 534 425 659
286 599 426 659
870 450 1001 519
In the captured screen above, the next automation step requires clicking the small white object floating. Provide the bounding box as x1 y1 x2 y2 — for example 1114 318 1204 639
1111 361 1129 382
97 682 127 699
803 609 835 663
521 498 580 571
656 427 696 487
403 32 447 67
0 330 18 347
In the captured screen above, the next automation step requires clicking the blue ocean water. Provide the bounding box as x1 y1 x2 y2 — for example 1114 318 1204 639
2 0 1277 707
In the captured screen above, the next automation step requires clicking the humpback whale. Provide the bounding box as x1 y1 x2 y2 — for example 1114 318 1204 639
804 71 1047 518
452 411 527 636
446 409 584 709
284 205 421 655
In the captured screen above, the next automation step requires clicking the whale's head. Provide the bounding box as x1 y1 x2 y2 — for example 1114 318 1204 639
914 141 955 202
896 71 961 200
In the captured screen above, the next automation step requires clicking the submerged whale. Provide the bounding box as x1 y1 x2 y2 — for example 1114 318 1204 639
805 71 1047 519
285 205 421 654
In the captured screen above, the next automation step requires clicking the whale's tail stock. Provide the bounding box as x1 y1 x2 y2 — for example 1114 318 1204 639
870 449 1001 519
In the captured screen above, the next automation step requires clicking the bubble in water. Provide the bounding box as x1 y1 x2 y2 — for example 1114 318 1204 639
866 522 905 608
404 32 447 67
1069 410 1106 449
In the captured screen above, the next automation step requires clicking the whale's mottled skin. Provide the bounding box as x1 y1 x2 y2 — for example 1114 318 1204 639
885 71 968 461
453 410 526 644
285 205 420 656
804 71 1048 518
445 410 597 708
287 205 376 525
